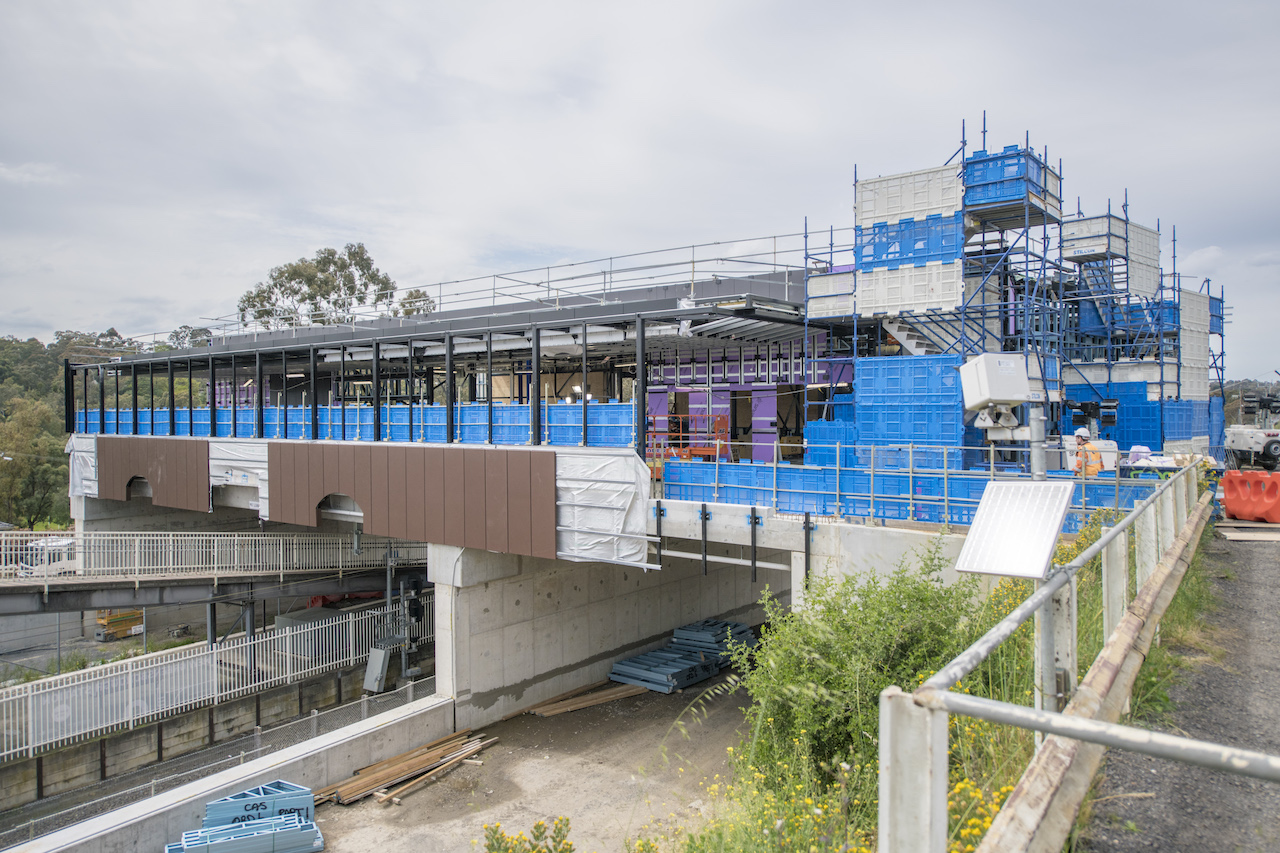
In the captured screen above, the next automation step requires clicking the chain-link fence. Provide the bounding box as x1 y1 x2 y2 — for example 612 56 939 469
0 677 434 849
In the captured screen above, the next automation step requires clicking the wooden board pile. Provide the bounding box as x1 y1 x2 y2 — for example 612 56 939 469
314 730 496 807
609 620 754 694
668 619 757 664
165 814 323 853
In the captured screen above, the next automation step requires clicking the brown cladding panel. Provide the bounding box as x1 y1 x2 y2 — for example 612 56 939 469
323 444 340 504
387 446 408 540
308 446 326 524
276 442 295 524
338 445 355 502
462 449 488 550
423 447 445 544
405 448 427 542
506 451 532 557
484 451 509 554
442 449 465 547
95 436 209 514
529 449 557 560
294 444 310 526
352 445 373 530
367 447 390 536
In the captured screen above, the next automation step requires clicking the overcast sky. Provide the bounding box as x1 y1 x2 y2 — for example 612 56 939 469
1 1 1275 379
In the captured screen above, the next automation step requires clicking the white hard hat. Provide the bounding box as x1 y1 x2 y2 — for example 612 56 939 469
1074 427 1091 439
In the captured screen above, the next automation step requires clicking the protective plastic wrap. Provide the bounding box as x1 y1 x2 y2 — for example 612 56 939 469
554 447 651 567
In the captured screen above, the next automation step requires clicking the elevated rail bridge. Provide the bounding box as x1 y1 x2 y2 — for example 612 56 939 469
0 531 428 614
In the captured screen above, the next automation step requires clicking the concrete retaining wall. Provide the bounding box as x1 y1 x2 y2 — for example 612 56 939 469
16 694 453 853
432 544 786 729
0 663 391 811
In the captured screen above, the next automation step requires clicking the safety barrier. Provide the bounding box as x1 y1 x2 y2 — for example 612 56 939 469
1221 470 1280 523
663 441 1162 531
0 600 432 761
0 531 427 584
876 465 1280 852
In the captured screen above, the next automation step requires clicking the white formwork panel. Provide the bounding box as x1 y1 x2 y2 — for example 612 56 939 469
1128 222 1160 265
856 164 962 227
1129 259 1161 298
808 293 857 319
807 271 855 297
1180 289 1211 332
855 261 964 317
1061 215 1127 261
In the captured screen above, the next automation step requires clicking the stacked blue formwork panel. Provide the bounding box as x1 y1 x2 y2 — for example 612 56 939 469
853 212 965 271
75 401 638 447
165 815 323 853
1062 382 1166 451
963 146 1062 217
853 354 966 469
1209 397 1225 451
663 459 1158 530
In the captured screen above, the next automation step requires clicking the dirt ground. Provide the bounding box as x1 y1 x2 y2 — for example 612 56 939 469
1079 536 1280 852
315 672 747 853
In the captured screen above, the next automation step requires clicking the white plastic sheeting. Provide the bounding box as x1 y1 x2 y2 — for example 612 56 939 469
65 433 98 498
554 448 651 567
209 440 270 518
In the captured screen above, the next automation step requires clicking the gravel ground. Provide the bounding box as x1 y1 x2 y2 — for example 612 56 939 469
315 672 746 853
1079 535 1280 852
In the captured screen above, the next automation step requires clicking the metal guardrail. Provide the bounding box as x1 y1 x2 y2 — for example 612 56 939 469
0 531 427 584
659 438 1170 525
0 600 433 762
877 464 1279 852
0 678 433 849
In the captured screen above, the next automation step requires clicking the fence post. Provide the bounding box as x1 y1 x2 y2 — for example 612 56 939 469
310 709 318 739
878 686 948 853
1052 576 1078 705
254 725 261 753
1101 527 1129 640
360 694 368 720
1159 486 1176 557
1135 501 1158 589
1173 473 1188 530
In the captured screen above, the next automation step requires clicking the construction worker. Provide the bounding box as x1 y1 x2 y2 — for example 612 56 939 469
1074 426 1103 478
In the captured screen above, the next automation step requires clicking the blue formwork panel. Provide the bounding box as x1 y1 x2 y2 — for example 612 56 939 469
1162 401 1194 441
963 145 1052 207
856 403 967 446
854 354 964 404
854 212 965 272
1210 296 1224 335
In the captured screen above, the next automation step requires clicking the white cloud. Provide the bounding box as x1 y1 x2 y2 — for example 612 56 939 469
0 0 1275 378
0 162 71 185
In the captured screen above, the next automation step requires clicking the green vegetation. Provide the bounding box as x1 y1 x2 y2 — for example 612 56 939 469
631 510 1134 853
482 817 575 853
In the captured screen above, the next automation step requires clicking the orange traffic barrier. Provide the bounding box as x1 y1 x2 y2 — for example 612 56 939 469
1221 471 1280 524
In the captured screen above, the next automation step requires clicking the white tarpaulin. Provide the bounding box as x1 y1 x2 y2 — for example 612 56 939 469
554 448 651 567
65 434 97 498
208 440 270 518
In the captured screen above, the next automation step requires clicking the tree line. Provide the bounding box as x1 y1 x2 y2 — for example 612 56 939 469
0 244 426 528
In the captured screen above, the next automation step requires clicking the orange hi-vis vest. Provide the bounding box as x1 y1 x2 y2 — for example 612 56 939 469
1076 441 1103 477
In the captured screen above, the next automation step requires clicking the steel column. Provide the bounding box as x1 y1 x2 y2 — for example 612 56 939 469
634 316 646 458
310 346 319 440
130 364 139 435
254 352 264 439
581 321 589 446
444 335 454 443
530 327 541 445
486 332 494 444
208 356 216 438
372 342 381 441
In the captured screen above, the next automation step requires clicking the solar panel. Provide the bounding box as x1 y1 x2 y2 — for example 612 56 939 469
954 481 1074 579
